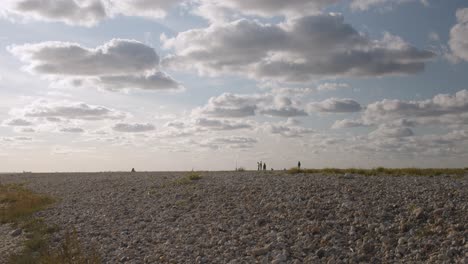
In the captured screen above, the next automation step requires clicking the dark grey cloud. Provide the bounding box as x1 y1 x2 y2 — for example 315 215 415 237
95 72 181 91
162 14 435 82
3 118 33 126
9 39 158 76
308 98 362 113
9 39 182 91
112 123 155 133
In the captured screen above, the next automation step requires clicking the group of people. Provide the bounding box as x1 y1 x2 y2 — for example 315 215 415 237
256 161 301 171
257 161 267 171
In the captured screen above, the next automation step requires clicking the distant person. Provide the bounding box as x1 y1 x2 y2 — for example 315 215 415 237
298 161 301 170
257 162 260 171
131 168 136 172
263 163 266 171
260 161 263 171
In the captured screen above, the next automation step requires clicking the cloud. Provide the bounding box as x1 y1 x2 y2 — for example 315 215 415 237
428 31 440 42
112 123 155 133
162 14 435 83
263 118 314 138
201 136 257 149
9 39 182 91
1 0 184 26
1 136 34 145
195 118 252 130
331 119 369 129
317 82 350 92
51 145 95 155
193 93 261 118
195 0 339 22
257 96 307 117
369 125 414 138
13 99 126 121
9 39 158 76
308 98 362 113
449 8 468 62
91 71 182 91
2 0 107 26
3 118 33 126
16 127 36 133
349 0 426 12
194 92 306 118
59 127 85 133
363 89 468 125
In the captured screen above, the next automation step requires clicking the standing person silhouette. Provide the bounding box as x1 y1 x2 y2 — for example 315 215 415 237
263 163 266 171
298 161 301 170
260 161 262 171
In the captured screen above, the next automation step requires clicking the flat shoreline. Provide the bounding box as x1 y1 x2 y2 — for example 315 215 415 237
1 172 467 263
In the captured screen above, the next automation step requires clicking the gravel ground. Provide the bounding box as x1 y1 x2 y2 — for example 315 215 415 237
0 171 467 263
0 224 26 264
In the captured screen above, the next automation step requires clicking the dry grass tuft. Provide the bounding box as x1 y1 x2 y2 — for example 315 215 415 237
0 183 101 264
172 172 203 185
0 183 54 224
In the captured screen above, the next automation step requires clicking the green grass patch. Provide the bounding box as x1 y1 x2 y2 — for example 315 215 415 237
288 167 467 177
172 172 203 185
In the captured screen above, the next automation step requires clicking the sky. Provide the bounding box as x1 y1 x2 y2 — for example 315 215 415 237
0 0 468 172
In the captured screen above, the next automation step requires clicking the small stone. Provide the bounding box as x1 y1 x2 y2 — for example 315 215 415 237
316 248 326 258
251 244 271 256
412 207 425 220
10 229 22 237
255 218 267 227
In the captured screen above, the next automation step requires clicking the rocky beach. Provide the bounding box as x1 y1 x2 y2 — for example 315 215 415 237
0 171 466 263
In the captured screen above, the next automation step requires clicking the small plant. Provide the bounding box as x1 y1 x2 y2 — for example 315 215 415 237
236 167 246 172
40 229 101 264
188 172 202 181
172 172 203 185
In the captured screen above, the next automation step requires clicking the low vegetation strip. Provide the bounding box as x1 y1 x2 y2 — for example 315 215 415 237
288 167 468 176
0 183 101 264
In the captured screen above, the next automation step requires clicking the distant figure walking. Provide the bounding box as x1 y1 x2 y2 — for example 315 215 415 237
298 161 301 170
263 163 266 171
131 168 136 173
